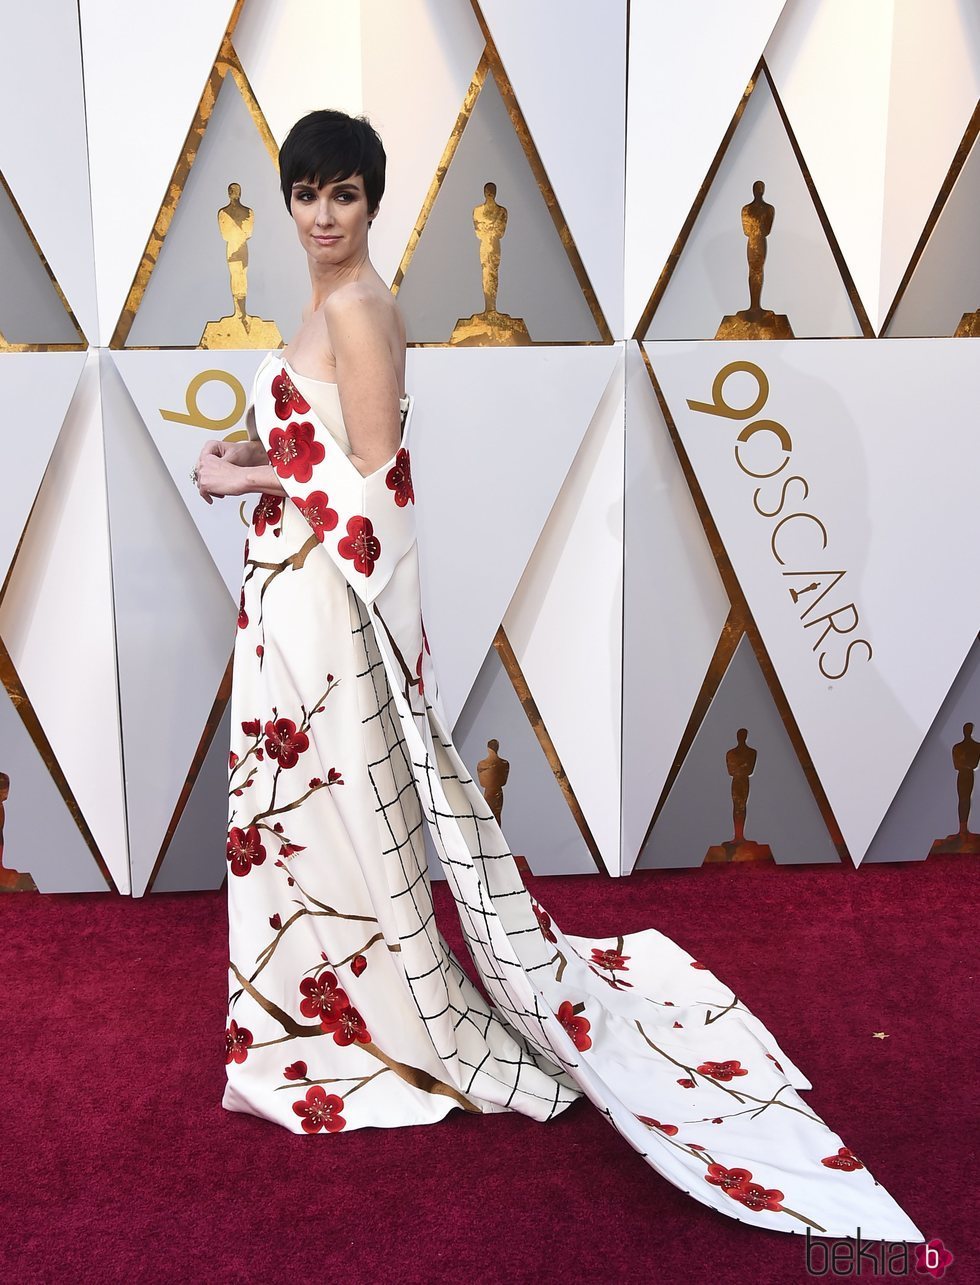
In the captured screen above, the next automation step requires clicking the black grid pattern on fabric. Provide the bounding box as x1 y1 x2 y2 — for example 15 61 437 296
349 591 578 1114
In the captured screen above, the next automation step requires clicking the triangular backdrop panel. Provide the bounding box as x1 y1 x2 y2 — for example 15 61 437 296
620 342 730 870
864 636 980 864
884 125 980 337
360 0 485 287
650 338 980 864
504 350 624 874
0 173 83 346
101 354 236 897
151 698 233 893
0 353 87 584
449 640 597 877
478 0 626 332
0 681 108 893
395 60 604 343
80 0 237 343
643 69 863 340
637 635 839 870
0 2 96 341
0 352 129 890
766 0 980 333
625 0 788 335
112 349 269 600
406 344 617 726
124 68 307 348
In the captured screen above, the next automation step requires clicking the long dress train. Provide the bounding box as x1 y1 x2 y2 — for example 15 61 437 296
223 350 923 1242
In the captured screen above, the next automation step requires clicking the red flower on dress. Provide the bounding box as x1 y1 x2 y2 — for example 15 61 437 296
237 587 248 629
229 750 238 770
732 1182 785 1212
331 1006 372 1046
242 718 261 737
292 1086 346 1134
821 1146 864 1172
705 1164 752 1196
269 913 282 930
690 960 709 969
696 1059 748 1082
677 1078 696 1089
338 516 381 577
225 1020 252 1064
765 1052 784 1073
350 954 367 977
327 767 344 785
556 1000 592 1051
283 1061 307 1081
637 1116 678 1135
226 825 266 876
591 947 630 973
251 494 283 536
271 368 311 420
264 717 310 769
267 421 324 483
385 448 414 506
415 650 425 696
299 972 350 1027
532 901 557 943
293 490 338 542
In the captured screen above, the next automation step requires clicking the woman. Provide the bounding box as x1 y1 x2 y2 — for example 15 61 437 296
193 110 921 1242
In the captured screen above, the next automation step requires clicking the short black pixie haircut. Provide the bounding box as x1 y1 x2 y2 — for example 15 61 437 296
279 109 386 217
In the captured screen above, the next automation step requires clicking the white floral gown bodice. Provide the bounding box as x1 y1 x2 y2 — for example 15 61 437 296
223 350 922 1243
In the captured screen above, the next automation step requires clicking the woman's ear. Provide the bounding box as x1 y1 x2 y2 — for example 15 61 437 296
368 202 380 229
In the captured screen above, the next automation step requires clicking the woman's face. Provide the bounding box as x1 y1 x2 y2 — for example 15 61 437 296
289 173 376 264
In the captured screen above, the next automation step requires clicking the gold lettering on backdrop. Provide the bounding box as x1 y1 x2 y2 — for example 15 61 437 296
0 772 38 892
704 729 772 863
451 182 531 345
477 738 510 826
716 181 794 340
200 183 283 349
687 360 872 680
930 722 980 855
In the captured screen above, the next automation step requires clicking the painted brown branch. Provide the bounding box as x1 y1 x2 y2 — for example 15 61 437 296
250 910 391 983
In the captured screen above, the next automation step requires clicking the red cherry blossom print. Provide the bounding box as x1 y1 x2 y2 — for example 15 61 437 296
256 645 264 659
283 1061 307 1081
229 750 238 770
556 1000 592 1051
821 1146 864 1172
264 717 310 769
299 972 350 1027
225 1020 253 1065
705 1164 752 1196
338 515 381 577
327 767 344 785
269 913 281 929
532 902 557 944
241 718 261 736
293 490 338 542
237 587 248 629
731 1182 785 1213
271 368 311 420
690 960 709 969
332 1006 372 1046
291 1086 346 1134
765 1052 784 1073
251 494 283 536
243 537 249 563
673 1021 683 1028
415 650 425 696
637 1117 678 1136
696 1059 748 1082
267 421 324 483
226 825 266 876
350 954 367 977
591 947 630 972
677 1078 695 1089
385 448 414 506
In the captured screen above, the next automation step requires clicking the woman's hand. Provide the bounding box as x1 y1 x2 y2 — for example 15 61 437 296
195 452 251 504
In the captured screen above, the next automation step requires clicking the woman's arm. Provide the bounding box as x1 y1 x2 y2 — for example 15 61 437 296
325 286 403 477
195 447 286 503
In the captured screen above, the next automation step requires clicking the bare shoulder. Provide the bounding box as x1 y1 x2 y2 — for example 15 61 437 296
323 279 396 330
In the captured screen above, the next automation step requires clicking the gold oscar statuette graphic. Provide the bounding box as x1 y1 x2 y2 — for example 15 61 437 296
200 182 283 349
954 305 980 336
716 180 794 340
929 722 980 855
0 772 38 892
704 728 774 863
477 738 510 826
451 182 531 345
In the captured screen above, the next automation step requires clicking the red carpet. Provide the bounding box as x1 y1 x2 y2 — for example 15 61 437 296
3 856 974 1284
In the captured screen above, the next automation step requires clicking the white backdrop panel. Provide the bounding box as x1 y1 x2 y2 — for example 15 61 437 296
504 348 624 875
625 0 788 336
650 337 980 864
